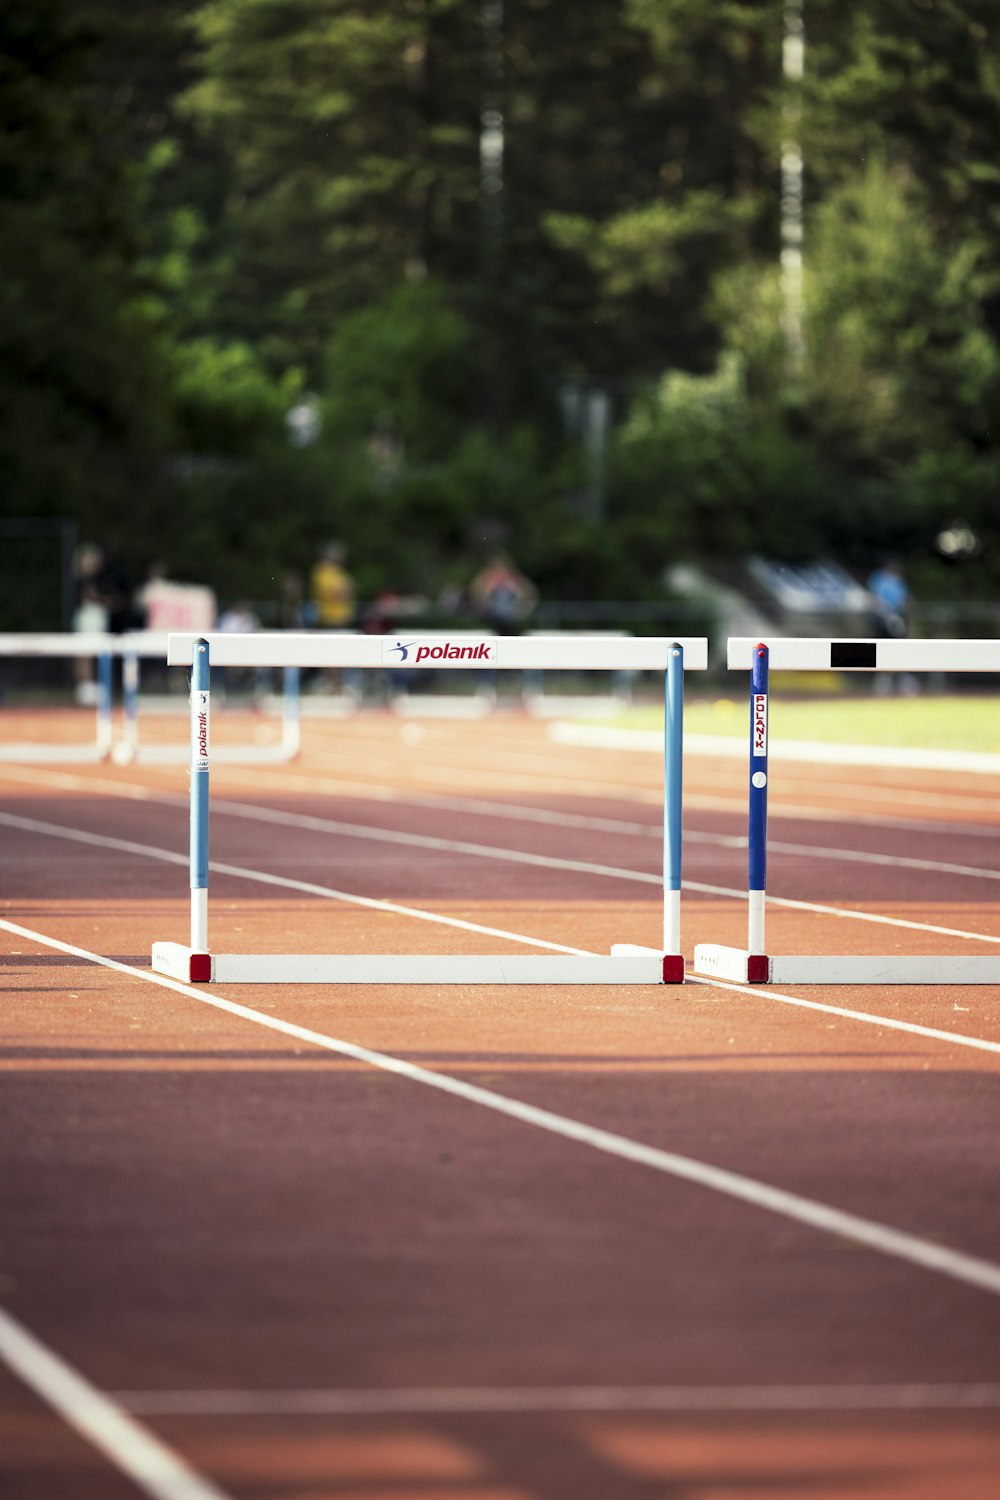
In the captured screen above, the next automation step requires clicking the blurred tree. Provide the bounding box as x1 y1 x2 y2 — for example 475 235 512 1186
0 0 171 553
805 157 1000 464
489 0 691 395
569 0 781 370
715 156 1000 460
800 0 1000 373
322 281 475 459
183 0 481 375
802 1 1000 249
311 283 578 599
181 0 715 421
5 0 1000 605
611 350 838 570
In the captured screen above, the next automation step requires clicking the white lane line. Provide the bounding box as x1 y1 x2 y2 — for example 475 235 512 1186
5 824 1000 1054
0 763 178 805
5 806 1000 955
295 745 1000 822
4 917 1000 1300
120 785 1000 888
551 722 1000 776
4 757 1000 847
765 838 1000 884
0 812 590 957
194 761 1000 869
213 759 1000 836
259 775 1000 842
112 1382 1000 1415
0 1305 230 1500
683 972 1000 1053
173 797 655 884
211 801 1000 892
0 802 650 893
246 729 1000 804
6 756 1000 892
694 885 1000 948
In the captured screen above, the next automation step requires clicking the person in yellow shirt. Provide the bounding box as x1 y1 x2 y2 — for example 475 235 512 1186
310 542 355 628
307 542 358 695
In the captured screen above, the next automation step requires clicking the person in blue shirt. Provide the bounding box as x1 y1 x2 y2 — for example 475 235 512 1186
867 557 917 694
867 556 910 638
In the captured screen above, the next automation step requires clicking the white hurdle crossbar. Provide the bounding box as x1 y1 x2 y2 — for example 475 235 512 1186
151 631 708 985
693 637 1000 985
521 629 634 718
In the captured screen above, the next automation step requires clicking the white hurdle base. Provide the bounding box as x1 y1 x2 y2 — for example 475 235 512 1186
0 742 109 764
611 943 686 983
152 942 682 985
693 943 1000 985
390 695 493 720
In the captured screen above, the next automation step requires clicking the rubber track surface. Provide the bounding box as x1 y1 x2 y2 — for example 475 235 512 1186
2 708 1000 1498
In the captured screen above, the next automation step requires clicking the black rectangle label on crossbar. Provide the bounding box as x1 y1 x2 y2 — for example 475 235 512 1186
830 641 878 669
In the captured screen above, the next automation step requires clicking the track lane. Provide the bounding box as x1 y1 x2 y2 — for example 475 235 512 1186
3 918 1000 1500
4 713 1000 1497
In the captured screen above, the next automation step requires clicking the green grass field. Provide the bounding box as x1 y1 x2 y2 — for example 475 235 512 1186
608 692 1000 753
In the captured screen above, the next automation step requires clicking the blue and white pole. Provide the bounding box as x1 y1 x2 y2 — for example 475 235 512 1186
663 643 684 954
281 664 301 760
190 639 211 952
748 642 769 953
121 647 140 761
96 650 114 759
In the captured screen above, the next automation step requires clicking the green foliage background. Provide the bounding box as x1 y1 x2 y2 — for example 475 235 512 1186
2 0 998 618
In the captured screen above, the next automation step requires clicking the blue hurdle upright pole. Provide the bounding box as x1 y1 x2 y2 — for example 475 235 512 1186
748 642 769 953
281 663 301 759
120 647 140 761
664 643 684 954
190 639 211 952
96 650 114 759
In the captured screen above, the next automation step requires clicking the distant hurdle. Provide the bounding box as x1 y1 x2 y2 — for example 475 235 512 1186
693 637 1000 985
114 633 302 766
0 633 115 762
0 632 301 766
151 631 709 985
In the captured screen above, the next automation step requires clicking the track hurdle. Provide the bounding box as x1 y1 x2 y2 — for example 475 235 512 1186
0 633 114 762
693 637 1000 985
151 631 708 985
114 632 302 766
0 631 301 766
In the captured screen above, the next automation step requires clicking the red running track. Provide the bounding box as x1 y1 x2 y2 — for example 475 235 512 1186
2 708 1000 1498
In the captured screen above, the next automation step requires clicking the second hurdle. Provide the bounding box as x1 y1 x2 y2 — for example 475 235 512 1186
151 631 708 986
694 636 1000 985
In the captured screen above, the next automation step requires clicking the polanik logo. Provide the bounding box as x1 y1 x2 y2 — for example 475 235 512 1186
753 693 767 755
381 638 497 666
192 690 210 770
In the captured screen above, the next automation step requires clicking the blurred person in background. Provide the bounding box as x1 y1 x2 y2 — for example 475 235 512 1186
278 571 306 629
217 599 261 635
309 541 355 629
470 551 538 636
217 598 263 698
868 556 918 695
361 584 428 698
134 560 169 628
72 543 130 703
308 541 357 695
